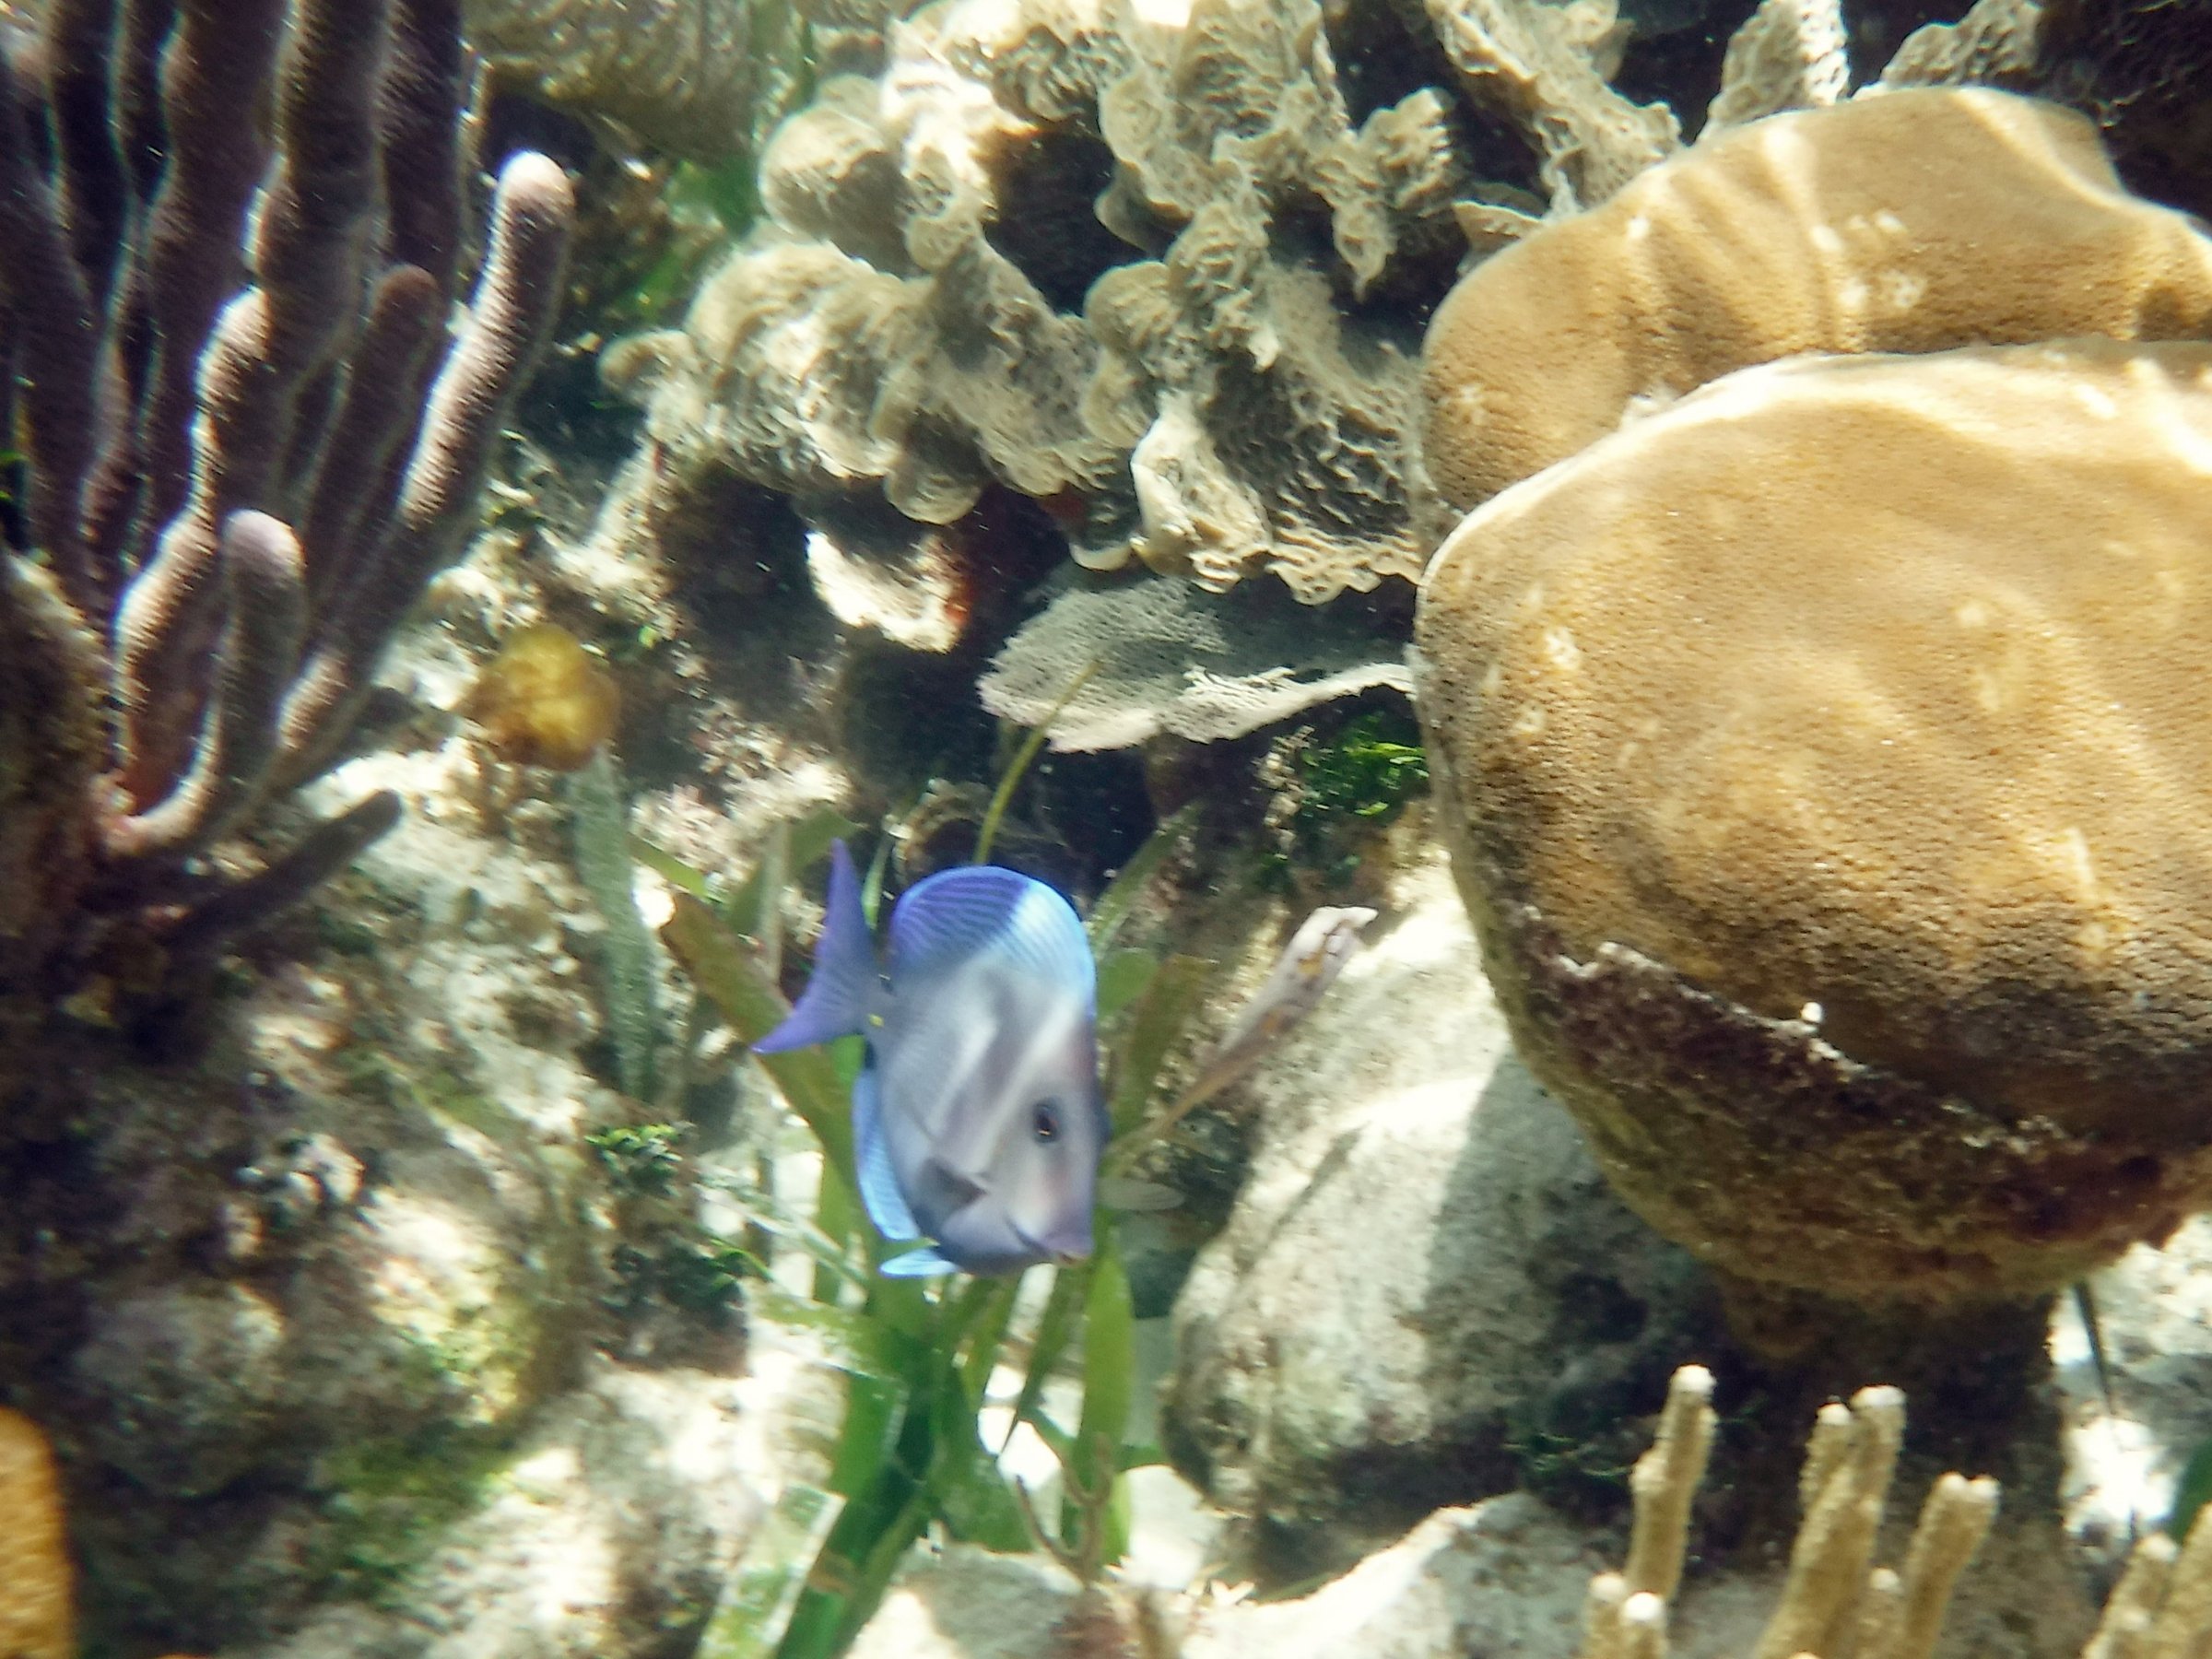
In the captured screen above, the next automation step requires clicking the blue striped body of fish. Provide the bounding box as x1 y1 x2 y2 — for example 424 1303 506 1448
754 841 1105 1277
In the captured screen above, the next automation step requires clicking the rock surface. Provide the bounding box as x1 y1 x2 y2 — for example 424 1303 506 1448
848 1493 1598 1659
231 1358 783 1659
2056 1211 2212 1562
0 485 857 1654
1168 837 1712 1562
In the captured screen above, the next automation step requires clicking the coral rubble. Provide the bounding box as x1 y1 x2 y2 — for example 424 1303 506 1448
1416 339 2212 1304
0 0 573 1053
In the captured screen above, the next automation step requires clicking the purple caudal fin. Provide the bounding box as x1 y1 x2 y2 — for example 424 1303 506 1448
754 841 878 1053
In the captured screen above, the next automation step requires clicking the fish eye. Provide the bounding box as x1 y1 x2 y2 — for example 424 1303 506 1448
1031 1101 1060 1143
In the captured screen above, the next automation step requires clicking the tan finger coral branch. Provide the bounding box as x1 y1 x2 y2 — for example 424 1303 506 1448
1624 1363 1715 1603
2141 1503 2212 1658
1891 1473 2000 1659
1759 1385 1908 1659
1582 1571 1631 1659
2084 1533 2177 1659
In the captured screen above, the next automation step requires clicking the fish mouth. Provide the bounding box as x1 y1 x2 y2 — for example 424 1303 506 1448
1013 1220 1092 1268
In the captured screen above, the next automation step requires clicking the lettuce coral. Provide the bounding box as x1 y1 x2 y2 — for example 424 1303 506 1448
594 0 1509 614
977 574 1413 749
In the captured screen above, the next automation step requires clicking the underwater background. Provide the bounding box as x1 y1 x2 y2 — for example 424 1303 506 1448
4 0 2212 1653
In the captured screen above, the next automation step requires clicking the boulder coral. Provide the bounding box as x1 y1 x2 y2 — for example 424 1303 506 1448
1415 339 2212 1306
1418 87 2212 510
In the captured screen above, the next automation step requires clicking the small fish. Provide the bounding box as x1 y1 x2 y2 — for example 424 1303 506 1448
1177 905 1378 1115
755 841 1105 1277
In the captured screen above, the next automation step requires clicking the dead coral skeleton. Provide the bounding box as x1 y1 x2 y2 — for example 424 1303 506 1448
1592 1366 2212 1659
0 0 571 1018
463 0 900 165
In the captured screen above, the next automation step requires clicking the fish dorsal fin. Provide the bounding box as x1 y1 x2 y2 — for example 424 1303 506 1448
888 866 1094 997
852 1065 921 1242
754 841 877 1053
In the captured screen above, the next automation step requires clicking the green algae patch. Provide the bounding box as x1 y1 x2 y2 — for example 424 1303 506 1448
311 1426 519 1605
1262 711 1430 892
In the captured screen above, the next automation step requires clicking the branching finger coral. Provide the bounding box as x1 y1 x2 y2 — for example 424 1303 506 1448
0 0 572 1051
1594 1366 2212 1659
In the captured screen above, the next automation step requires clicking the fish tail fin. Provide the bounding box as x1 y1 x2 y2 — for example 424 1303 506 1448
753 840 877 1053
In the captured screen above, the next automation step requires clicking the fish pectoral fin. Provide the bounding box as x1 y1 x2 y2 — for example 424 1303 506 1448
853 1067 922 1242
879 1245 959 1277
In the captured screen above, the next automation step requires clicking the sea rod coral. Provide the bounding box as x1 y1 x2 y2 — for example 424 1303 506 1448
0 0 572 1060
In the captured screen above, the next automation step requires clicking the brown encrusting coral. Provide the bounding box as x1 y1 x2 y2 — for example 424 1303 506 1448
1417 340 2212 1305
0 0 572 1056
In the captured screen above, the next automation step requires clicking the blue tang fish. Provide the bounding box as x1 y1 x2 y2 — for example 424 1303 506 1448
755 841 1105 1277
